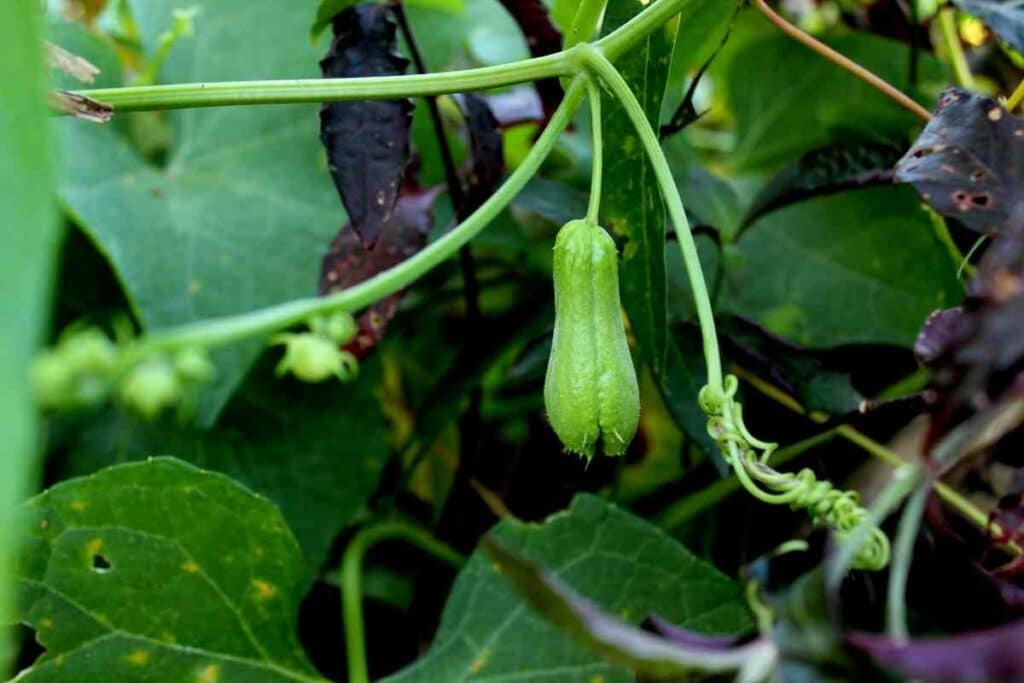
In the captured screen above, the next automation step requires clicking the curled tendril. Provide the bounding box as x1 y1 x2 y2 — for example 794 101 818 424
702 375 890 571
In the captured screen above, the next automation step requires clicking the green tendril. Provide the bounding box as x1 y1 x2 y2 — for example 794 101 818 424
700 376 890 571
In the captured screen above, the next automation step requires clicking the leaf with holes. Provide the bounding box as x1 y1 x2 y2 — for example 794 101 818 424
382 494 751 683
59 355 392 573
10 458 325 682
320 4 414 247
896 88 1024 234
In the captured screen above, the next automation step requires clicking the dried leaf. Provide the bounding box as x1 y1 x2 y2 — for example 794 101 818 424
48 90 112 123
896 88 1024 235
46 41 100 82
320 5 413 247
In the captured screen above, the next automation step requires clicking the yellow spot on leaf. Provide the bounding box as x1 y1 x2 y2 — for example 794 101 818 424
469 649 490 674
251 578 277 600
181 560 200 573
125 650 150 666
989 108 1004 122
188 279 202 295
84 538 104 558
54 655 65 667
39 617 53 629
590 676 606 683
68 500 86 512
196 664 220 683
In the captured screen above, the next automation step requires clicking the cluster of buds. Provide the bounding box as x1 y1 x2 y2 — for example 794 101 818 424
271 312 360 383
32 327 214 420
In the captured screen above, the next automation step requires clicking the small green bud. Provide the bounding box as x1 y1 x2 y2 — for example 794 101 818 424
32 352 75 409
272 333 357 383
174 347 215 383
323 312 358 345
544 219 640 458
62 329 117 375
119 358 181 419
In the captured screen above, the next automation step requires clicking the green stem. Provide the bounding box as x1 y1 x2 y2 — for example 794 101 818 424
72 0 694 113
938 7 974 89
887 482 929 640
128 79 586 358
581 46 723 395
566 0 607 50
78 52 572 111
1006 78 1024 112
586 78 603 224
341 521 465 683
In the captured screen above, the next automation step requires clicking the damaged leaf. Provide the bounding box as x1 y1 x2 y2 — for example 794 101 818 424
896 88 1024 235
456 93 504 215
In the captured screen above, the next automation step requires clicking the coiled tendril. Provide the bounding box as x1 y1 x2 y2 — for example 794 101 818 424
699 375 890 571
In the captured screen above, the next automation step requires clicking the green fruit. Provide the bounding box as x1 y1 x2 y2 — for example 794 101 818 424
544 219 640 458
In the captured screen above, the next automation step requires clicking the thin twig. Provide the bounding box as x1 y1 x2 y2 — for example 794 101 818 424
751 0 932 122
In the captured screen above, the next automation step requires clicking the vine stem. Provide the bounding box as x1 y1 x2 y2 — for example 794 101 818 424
71 0 685 113
1005 78 1024 112
888 482 929 640
751 0 933 122
126 79 587 359
580 45 724 396
341 521 465 683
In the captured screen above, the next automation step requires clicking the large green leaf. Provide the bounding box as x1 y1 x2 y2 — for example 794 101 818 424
0 0 59 664
722 29 943 170
722 186 962 348
60 357 391 573
11 458 325 682
599 0 678 378
54 1 340 421
383 494 751 682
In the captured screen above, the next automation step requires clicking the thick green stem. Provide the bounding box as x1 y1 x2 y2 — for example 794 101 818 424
341 521 465 683
580 46 723 395
566 0 607 50
129 79 586 357
78 53 572 111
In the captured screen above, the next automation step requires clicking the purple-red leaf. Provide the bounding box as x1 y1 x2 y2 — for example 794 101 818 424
319 178 441 358
896 88 1024 234
320 5 413 247
495 0 563 118
849 620 1024 682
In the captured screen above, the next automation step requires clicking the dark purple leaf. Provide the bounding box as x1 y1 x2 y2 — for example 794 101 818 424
456 94 504 216
319 177 441 357
915 307 967 367
896 88 1024 235
495 0 563 118
320 5 413 247
849 620 1024 682
952 0 1024 53
482 539 778 680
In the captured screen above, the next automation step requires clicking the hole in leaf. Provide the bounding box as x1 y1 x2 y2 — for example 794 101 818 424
972 194 992 207
91 554 112 573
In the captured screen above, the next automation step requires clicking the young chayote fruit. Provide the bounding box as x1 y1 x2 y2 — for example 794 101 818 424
544 218 640 458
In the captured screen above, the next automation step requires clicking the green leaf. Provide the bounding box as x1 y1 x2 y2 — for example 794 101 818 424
722 186 962 348
53 1 341 421
0 0 59 664
383 494 751 682
599 0 678 379
723 30 943 170
11 458 325 682
59 357 391 573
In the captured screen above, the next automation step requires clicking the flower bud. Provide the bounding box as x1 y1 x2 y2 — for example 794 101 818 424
544 219 640 458
272 333 357 383
119 358 181 419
